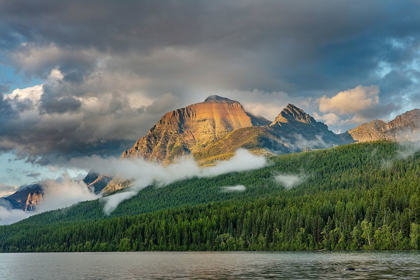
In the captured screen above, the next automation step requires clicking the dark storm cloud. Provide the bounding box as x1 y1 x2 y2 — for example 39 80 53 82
26 172 40 178
1 0 419 92
39 95 82 114
0 84 17 125
0 0 420 161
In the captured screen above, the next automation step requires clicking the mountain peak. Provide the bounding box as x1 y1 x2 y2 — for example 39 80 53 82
122 95 262 163
271 104 313 125
347 108 420 142
283 103 306 115
204 95 237 104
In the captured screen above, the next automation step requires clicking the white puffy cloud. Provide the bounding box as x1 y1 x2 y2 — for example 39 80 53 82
4 84 44 105
319 85 380 115
0 206 32 225
0 184 19 197
0 175 100 225
36 175 99 212
313 112 340 126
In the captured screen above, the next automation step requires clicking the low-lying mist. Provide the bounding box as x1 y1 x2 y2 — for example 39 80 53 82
220 185 247 193
0 175 100 225
274 172 307 190
0 149 268 225
380 131 420 169
70 149 267 214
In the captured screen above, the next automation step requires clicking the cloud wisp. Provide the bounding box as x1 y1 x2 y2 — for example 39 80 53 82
274 173 307 190
0 175 100 225
220 185 246 193
69 149 267 214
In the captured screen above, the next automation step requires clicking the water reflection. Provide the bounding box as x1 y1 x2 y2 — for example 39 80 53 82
0 251 419 279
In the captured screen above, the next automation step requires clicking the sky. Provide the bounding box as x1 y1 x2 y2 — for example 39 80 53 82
1 0 420 192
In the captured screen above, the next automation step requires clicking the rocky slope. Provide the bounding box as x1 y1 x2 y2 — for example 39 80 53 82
83 172 113 194
121 96 345 164
347 109 420 142
1 184 43 211
194 104 347 165
121 95 270 164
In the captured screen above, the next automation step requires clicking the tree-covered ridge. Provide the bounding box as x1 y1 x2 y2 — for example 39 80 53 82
1 141 420 252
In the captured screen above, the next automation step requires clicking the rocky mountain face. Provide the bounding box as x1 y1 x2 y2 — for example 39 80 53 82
121 95 270 164
269 104 345 147
194 104 348 165
1 184 43 211
122 98 347 165
347 109 420 142
83 172 113 194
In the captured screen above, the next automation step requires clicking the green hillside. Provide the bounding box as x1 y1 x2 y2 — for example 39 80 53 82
2 141 420 252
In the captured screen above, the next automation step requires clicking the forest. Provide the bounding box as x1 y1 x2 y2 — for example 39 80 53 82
1 141 420 252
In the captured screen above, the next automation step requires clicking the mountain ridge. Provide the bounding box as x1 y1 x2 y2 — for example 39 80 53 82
122 97 346 165
347 109 420 142
3 96 420 212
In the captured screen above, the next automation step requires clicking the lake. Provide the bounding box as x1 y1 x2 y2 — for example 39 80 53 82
0 251 419 279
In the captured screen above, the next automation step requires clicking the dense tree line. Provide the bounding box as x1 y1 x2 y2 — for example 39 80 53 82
1 141 420 252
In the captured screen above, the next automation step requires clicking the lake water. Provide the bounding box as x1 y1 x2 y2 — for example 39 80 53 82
0 251 419 279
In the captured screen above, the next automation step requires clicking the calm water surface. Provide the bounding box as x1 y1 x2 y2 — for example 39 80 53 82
0 251 419 279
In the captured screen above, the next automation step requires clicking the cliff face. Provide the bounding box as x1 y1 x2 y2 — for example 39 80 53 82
121 95 270 164
194 104 347 165
122 100 347 166
3 184 43 211
270 104 344 146
347 109 420 142
83 172 113 194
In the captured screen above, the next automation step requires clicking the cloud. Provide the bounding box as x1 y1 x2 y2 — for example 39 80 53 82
274 173 307 190
0 206 32 225
0 174 100 225
282 134 332 152
0 183 19 197
68 149 267 214
220 185 246 193
0 70 179 163
36 175 98 212
319 85 380 115
313 112 341 126
102 191 136 215
316 85 399 131
4 85 43 104
26 172 41 178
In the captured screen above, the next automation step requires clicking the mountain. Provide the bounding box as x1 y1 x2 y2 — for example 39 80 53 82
122 97 345 165
121 95 270 164
194 104 347 165
347 109 420 142
270 104 341 143
1 184 43 211
83 172 113 194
